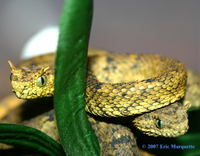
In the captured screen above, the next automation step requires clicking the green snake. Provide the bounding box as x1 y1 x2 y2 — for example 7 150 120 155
7 49 189 138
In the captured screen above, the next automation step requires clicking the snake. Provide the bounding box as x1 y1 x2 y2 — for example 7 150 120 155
5 49 191 155
7 49 190 137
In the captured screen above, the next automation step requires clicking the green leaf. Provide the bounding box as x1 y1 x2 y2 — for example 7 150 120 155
0 123 65 156
188 106 200 112
54 0 100 155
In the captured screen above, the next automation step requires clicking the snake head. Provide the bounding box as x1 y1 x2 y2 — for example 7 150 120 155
132 102 190 137
8 60 54 99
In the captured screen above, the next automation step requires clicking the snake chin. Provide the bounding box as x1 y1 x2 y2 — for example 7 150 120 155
132 102 190 137
14 90 37 99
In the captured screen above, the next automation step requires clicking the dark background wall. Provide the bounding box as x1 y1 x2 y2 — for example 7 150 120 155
0 0 199 99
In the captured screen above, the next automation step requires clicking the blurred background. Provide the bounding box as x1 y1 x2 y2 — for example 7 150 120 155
0 0 199 99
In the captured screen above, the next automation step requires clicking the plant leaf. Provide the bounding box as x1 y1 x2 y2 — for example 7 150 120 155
0 123 65 156
54 0 100 155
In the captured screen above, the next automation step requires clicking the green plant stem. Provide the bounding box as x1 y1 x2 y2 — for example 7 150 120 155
54 0 100 155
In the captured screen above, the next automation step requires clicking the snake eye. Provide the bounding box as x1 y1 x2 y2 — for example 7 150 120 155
155 119 165 129
37 75 47 87
10 73 13 81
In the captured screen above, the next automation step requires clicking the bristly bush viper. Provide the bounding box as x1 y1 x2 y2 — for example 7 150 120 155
7 48 190 140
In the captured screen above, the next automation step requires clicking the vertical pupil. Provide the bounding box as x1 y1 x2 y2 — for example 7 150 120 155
37 75 47 87
157 120 161 127
41 77 44 84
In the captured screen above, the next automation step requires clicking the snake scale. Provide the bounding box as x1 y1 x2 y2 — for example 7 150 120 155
5 49 191 155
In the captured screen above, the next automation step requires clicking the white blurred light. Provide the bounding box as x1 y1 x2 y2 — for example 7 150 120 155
21 26 59 60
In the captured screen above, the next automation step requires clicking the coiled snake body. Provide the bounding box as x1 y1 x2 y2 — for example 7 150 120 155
8 49 189 139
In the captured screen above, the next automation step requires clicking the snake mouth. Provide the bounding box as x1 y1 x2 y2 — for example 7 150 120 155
12 89 30 99
13 90 23 99
13 92 21 99
135 123 189 137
